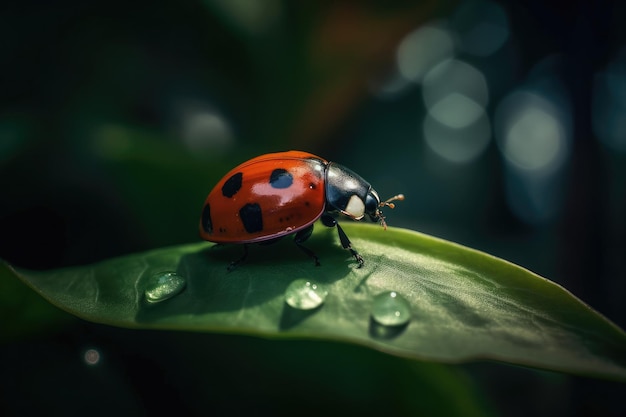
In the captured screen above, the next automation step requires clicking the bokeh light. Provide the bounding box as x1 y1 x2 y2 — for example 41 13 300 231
397 24 455 84
592 45 626 152
422 58 491 163
373 23 456 99
83 348 101 366
176 101 234 154
423 59 489 127
495 91 568 174
494 89 571 224
423 111 491 163
427 92 484 129
451 0 509 57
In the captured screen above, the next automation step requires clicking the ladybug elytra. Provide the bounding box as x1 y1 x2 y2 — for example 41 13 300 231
199 150 403 269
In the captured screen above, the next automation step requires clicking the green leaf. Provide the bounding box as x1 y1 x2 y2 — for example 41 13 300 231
0 262 74 342
6 223 626 380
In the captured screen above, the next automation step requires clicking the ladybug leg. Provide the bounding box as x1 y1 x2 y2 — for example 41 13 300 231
294 225 320 266
227 244 249 272
321 214 365 268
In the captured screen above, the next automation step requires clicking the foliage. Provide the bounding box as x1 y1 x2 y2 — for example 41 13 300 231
7 223 625 381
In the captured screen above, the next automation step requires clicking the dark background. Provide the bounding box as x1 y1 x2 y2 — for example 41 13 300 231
1 0 624 416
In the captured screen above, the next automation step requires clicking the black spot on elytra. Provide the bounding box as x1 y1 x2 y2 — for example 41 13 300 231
269 168 293 189
309 182 316 189
201 204 213 234
239 203 263 233
222 172 243 198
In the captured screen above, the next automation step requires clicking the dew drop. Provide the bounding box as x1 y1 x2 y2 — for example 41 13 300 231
284 279 328 310
371 291 411 326
144 271 186 303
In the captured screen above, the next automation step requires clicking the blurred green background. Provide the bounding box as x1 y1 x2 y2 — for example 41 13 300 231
1 0 624 416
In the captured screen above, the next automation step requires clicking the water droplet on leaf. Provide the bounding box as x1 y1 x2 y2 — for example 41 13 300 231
145 272 186 303
284 279 328 310
371 291 411 326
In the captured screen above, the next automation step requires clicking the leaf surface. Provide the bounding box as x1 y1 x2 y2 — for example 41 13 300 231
7 223 626 380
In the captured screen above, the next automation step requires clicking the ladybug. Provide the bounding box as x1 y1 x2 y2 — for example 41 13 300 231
199 150 403 269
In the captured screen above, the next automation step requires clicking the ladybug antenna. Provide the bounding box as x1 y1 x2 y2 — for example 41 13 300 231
377 194 405 230
379 194 405 210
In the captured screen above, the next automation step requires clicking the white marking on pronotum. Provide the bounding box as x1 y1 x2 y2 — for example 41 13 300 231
345 195 365 219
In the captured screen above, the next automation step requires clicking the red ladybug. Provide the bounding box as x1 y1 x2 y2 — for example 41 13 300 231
199 150 403 269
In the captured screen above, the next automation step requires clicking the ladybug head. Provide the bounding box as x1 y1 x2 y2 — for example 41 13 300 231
365 190 404 230
324 162 403 228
